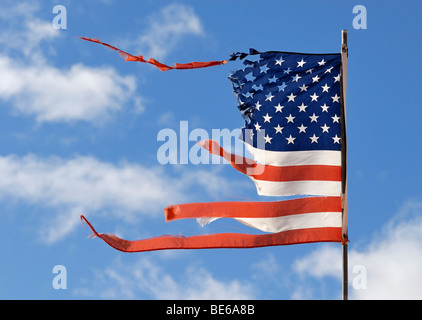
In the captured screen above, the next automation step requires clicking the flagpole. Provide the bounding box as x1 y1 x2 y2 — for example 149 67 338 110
340 29 349 300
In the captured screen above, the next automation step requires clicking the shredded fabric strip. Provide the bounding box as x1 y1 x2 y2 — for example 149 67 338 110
78 40 345 252
79 37 228 71
81 215 341 252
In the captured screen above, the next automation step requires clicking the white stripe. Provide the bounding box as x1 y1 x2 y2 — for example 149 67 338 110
235 212 342 233
250 179 342 197
245 143 341 166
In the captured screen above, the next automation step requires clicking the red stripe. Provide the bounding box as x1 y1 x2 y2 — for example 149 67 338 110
81 215 341 252
165 196 341 221
199 140 341 182
199 139 256 169
252 164 341 182
79 37 227 71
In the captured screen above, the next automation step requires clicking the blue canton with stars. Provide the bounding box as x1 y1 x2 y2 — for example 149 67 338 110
229 50 342 152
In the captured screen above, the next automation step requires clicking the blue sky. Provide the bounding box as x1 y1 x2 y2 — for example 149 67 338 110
1 0 422 300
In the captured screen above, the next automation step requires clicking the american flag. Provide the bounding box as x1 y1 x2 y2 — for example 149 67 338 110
80 41 345 252
227 50 343 198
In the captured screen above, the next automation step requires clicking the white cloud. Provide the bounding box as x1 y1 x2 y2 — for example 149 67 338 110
74 256 255 300
0 2 141 123
0 56 138 123
251 253 280 279
294 245 342 279
0 155 177 213
0 2 58 60
292 200 422 299
0 154 243 243
129 3 204 60
0 2 207 123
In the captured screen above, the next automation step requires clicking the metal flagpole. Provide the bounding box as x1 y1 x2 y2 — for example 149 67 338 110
340 29 349 300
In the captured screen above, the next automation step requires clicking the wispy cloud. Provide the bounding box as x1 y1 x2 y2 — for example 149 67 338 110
127 3 205 60
0 2 206 124
74 255 255 299
0 2 141 123
0 56 138 123
0 154 244 243
292 199 422 299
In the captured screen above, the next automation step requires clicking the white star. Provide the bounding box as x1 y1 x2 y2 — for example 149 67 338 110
274 103 284 113
332 135 341 144
321 103 329 112
299 84 309 92
306 68 314 74
298 103 308 112
297 124 307 133
309 134 319 143
292 74 302 82
325 66 333 73
321 84 330 92
260 64 269 73
278 82 287 91
321 123 330 133
252 84 263 91
309 113 319 122
254 122 262 131
245 72 255 82
312 75 320 83
285 114 295 123
268 76 277 83
286 135 296 144
263 113 272 123
283 67 292 74
297 58 307 68
275 57 285 66
265 93 275 102
274 124 284 134
332 94 340 103
334 74 341 82
264 134 272 144
310 93 319 102
332 114 340 123
287 93 296 102
245 91 254 98
318 59 326 66
255 101 262 110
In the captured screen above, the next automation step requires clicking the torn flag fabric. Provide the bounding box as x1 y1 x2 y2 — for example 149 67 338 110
194 50 344 237
228 50 343 197
81 196 342 252
80 42 345 252
79 37 228 71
